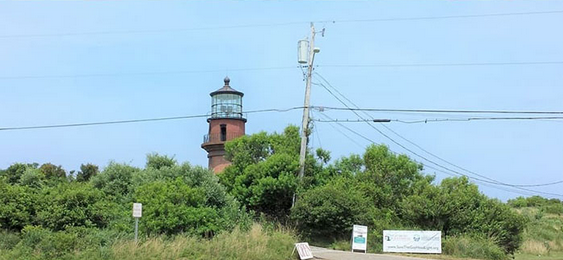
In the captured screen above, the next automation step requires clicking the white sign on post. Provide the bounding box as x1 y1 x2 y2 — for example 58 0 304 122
132 203 142 218
294 242 314 260
351 225 368 253
383 230 442 254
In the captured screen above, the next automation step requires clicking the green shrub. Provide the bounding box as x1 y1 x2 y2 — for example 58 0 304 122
36 182 118 231
0 180 35 231
134 178 221 236
91 162 139 201
443 235 508 260
291 176 372 238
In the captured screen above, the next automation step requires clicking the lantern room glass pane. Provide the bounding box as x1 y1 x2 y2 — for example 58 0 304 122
211 93 243 119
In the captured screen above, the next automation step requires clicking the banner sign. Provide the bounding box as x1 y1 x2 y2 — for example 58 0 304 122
294 242 314 260
351 225 368 252
383 230 441 254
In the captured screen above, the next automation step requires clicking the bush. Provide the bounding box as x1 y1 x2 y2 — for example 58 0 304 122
0 180 35 231
91 162 139 201
291 176 372 238
443 235 508 260
134 178 220 236
36 182 118 230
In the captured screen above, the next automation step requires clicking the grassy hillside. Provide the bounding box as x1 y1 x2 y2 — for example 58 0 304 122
514 207 563 260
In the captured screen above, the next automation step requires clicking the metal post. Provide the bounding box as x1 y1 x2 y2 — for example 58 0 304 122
134 217 139 243
297 23 317 193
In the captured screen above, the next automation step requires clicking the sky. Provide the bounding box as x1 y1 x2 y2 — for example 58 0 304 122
1 0 562 201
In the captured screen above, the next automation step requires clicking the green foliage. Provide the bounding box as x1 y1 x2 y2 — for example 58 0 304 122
358 145 431 210
145 153 176 170
91 162 139 200
0 180 35 231
1 163 38 184
39 163 66 182
0 230 20 250
401 176 526 255
20 168 45 188
220 126 303 219
36 182 118 231
76 163 99 182
292 176 371 238
443 235 509 260
518 207 563 254
134 178 220 236
509 196 563 214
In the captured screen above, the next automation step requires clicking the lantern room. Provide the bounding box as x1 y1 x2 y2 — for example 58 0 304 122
209 77 245 121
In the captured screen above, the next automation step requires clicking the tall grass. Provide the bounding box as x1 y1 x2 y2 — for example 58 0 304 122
518 207 563 255
0 224 297 260
109 224 296 260
443 235 508 260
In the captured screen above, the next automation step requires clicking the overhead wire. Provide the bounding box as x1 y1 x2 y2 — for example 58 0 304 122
319 111 550 197
0 106 304 131
312 117 563 123
320 61 563 68
313 73 563 194
3 61 563 80
313 111 365 149
317 106 563 115
1 10 562 38
0 66 298 80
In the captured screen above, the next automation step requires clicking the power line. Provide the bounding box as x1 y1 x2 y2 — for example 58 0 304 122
317 106 563 115
0 66 298 80
320 111 557 197
3 60 563 80
320 61 563 68
399 117 563 123
0 106 304 131
313 111 365 149
2 10 562 38
322 10 563 24
313 73 563 194
312 117 563 123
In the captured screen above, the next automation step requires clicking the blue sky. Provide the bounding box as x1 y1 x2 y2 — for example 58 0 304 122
1 0 562 200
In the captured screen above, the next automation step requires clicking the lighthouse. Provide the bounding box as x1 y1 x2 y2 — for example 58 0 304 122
201 77 246 173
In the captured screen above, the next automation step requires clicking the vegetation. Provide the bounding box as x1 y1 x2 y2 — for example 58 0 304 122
0 224 295 260
1 125 557 259
509 197 563 259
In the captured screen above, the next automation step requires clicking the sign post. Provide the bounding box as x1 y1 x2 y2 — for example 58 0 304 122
351 225 368 253
132 203 142 243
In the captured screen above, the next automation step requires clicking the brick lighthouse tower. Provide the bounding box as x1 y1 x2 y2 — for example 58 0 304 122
201 77 246 173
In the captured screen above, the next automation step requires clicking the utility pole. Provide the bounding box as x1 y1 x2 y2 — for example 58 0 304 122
296 23 319 203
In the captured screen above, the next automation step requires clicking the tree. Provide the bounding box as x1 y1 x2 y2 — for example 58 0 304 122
146 153 177 170
39 163 66 181
357 145 432 210
1 163 38 184
91 162 139 200
220 126 303 219
0 179 35 231
76 163 99 182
